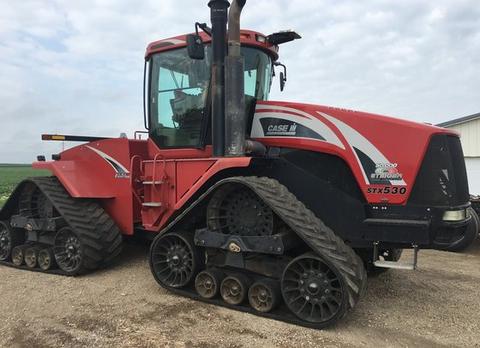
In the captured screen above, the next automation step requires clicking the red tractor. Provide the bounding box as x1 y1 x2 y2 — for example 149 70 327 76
0 0 474 328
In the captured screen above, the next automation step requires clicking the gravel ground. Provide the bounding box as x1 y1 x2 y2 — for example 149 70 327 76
0 240 479 348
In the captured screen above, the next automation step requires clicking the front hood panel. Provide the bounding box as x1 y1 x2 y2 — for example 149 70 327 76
251 101 456 204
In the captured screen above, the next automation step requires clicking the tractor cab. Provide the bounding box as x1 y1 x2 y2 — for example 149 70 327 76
145 30 297 151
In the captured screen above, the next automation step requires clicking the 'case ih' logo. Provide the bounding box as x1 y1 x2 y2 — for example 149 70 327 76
259 117 325 141
266 124 297 136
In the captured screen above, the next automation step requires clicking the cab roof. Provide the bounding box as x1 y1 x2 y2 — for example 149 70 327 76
145 29 279 60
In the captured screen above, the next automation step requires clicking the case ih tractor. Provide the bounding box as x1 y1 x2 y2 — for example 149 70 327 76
0 0 475 328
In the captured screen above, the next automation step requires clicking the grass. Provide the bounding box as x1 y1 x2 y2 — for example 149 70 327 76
0 165 50 208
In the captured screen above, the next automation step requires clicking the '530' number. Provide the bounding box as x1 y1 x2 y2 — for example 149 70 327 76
367 186 407 195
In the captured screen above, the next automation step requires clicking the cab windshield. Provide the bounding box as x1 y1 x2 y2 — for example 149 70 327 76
149 46 272 148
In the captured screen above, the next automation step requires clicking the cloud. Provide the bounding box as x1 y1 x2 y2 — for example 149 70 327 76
0 0 479 163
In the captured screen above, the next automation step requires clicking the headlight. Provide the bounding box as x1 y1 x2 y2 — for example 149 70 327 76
442 209 467 221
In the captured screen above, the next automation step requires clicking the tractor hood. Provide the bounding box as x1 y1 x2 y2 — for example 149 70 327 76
251 100 458 205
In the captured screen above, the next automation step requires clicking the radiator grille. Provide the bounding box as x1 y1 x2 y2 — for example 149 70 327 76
409 135 469 206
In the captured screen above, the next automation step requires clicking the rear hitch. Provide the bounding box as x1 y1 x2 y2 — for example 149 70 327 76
373 242 419 270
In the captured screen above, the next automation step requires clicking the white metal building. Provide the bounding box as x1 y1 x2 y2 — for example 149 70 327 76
438 113 480 195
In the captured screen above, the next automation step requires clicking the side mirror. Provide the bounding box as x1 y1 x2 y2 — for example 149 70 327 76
186 34 205 60
275 62 287 92
280 71 286 92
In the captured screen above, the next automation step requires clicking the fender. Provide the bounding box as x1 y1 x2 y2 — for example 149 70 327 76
33 138 139 234
33 138 134 198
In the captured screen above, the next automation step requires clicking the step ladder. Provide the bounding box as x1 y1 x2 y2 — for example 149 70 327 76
142 180 164 185
372 242 419 270
141 180 164 208
142 202 163 208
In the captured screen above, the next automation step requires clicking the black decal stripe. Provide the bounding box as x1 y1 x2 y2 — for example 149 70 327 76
105 158 127 176
353 147 390 185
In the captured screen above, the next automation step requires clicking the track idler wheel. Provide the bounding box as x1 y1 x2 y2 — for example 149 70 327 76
220 274 251 305
281 253 347 326
38 248 56 271
207 185 275 237
0 221 23 261
248 279 281 313
195 269 224 299
150 232 202 288
12 245 28 266
24 246 42 268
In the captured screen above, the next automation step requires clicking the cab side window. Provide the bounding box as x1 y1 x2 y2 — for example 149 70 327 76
150 48 210 148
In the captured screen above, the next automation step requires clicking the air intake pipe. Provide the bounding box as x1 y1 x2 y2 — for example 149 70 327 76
224 0 246 156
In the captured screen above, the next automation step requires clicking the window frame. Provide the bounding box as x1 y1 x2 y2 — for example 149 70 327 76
148 47 211 150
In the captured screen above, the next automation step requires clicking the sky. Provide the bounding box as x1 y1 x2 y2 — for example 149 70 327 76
0 0 479 163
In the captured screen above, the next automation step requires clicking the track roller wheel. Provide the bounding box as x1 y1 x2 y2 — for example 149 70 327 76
195 269 224 299
38 248 56 271
281 253 347 326
220 274 251 305
248 279 281 313
54 227 83 275
24 246 42 268
0 221 23 261
12 245 28 266
150 232 202 288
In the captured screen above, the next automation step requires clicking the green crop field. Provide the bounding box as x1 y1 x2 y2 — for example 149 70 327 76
0 164 50 208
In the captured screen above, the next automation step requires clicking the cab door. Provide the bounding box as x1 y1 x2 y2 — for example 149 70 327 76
148 47 211 150
141 47 212 230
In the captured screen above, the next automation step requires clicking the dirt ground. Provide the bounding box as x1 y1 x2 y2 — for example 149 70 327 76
0 240 479 348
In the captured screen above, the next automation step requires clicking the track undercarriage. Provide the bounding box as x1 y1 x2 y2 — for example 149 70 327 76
149 176 368 328
0 177 122 275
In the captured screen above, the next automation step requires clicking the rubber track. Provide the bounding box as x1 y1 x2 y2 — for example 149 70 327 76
1 177 122 275
237 177 368 309
152 176 367 326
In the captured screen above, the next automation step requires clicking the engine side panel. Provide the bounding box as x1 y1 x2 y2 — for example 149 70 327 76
251 101 457 205
248 155 367 245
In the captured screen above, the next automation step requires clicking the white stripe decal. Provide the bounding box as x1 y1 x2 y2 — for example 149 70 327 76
255 104 312 119
319 112 406 186
252 110 345 149
161 39 186 45
86 146 130 174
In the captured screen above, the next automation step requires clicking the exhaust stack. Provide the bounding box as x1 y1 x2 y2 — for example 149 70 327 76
208 0 230 157
224 0 246 156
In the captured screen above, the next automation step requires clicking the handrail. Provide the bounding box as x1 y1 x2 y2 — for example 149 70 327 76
129 155 143 204
134 131 149 140
143 59 149 130
152 154 167 192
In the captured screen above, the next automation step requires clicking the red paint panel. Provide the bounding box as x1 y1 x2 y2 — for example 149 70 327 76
176 160 215 201
146 139 213 159
139 157 251 232
146 29 278 60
